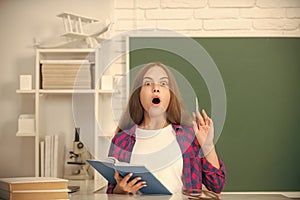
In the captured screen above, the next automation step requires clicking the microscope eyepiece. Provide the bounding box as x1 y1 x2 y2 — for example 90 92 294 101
75 127 80 142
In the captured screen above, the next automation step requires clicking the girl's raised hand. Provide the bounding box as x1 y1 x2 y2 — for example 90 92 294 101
192 108 215 155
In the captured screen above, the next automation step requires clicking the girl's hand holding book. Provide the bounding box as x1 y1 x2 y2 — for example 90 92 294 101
113 171 147 194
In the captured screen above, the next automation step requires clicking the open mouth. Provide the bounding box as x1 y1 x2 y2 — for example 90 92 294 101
152 98 160 104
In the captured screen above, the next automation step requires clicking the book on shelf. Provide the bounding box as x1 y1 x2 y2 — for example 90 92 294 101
42 84 92 89
41 62 92 89
41 65 91 71
52 134 59 178
0 177 69 200
39 141 45 177
44 135 51 177
40 59 92 65
43 80 92 87
42 79 92 84
42 134 64 178
42 71 91 77
87 158 172 195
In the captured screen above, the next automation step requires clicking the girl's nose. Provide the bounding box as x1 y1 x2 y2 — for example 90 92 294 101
153 84 160 93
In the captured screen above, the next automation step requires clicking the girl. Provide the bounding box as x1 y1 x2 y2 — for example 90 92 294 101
107 62 226 194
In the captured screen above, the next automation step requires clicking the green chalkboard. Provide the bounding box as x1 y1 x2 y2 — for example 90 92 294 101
129 37 300 191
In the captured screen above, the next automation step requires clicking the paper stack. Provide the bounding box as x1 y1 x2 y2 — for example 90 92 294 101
41 60 92 89
0 177 69 200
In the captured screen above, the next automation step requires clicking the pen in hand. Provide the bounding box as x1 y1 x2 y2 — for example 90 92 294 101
195 97 200 125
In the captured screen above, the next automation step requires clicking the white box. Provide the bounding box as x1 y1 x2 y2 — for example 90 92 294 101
101 75 113 90
18 114 35 133
20 75 32 90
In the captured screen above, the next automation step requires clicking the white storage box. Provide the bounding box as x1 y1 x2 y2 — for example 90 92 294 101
18 114 35 133
101 75 113 90
19 75 32 90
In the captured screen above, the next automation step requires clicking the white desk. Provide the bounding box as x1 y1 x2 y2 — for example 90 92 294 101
68 180 296 200
69 193 293 200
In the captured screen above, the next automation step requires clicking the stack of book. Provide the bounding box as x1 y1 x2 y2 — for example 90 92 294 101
0 177 69 200
41 60 92 89
40 134 64 178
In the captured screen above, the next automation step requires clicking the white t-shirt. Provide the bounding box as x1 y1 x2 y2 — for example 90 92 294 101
130 124 183 194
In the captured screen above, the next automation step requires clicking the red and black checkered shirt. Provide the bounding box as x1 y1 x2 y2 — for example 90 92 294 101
107 124 226 194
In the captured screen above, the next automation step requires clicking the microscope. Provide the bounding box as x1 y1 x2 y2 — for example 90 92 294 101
64 128 93 180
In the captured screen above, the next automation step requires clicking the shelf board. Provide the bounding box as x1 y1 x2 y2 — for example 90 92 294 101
16 90 35 94
17 89 98 94
38 49 95 53
39 89 95 94
17 89 117 94
16 132 35 137
98 89 115 94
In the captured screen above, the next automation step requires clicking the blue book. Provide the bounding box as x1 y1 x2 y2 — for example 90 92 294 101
87 158 172 195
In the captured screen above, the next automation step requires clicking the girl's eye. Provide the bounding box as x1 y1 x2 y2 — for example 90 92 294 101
144 81 152 86
161 81 169 86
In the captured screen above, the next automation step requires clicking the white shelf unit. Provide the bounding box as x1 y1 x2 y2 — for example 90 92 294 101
37 49 98 177
16 48 121 178
16 47 128 192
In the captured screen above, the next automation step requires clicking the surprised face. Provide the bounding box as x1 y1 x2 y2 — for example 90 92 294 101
140 66 171 118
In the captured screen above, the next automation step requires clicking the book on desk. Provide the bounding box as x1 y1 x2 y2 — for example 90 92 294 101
0 177 69 200
87 158 172 195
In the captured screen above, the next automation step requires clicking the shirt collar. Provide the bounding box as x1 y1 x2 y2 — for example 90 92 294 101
127 123 183 134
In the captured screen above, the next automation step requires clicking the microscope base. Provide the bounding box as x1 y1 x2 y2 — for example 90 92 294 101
64 165 93 180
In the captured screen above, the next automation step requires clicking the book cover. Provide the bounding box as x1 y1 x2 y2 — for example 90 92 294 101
39 141 45 177
0 189 69 200
87 158 172 195
0 177 68 192
52 134 58 177
44 135 51 177
40 59 91 65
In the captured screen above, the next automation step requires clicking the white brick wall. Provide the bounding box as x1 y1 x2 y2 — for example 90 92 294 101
287 8 300 18
256 0 300 8
111 0 300 36
240 8 285 18
253 19 299 30
161 0 207 8
108 0 300 118
194 8 240 19
138 0 161 9
204 19 252 30
209 0 255 8
146 9 194 19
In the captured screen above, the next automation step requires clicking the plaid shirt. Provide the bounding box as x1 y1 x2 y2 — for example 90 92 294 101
107 124 226 194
